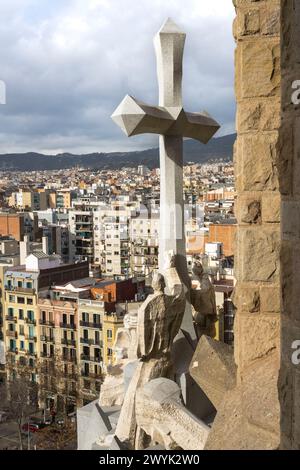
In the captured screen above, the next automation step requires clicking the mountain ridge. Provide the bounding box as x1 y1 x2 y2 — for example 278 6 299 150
0 133 236 171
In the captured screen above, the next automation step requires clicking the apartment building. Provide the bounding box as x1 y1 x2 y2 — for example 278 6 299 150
49 190 74 209
2 254 89 384
129 214 159 278
42 224 74 264
78 299 105 406
102 311 125 368
9 189 49 211
0 212 38 242
38 298 78 413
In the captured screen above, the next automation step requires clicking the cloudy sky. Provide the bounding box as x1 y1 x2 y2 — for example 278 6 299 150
0 0 235 155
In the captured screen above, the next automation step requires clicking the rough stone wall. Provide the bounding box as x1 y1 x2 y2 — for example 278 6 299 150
279 0 300 451
233 0 281 380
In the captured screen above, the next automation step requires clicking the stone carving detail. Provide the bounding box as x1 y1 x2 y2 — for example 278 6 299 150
190 258 217 339
135 378 210 450
114 252 186 449
242 200 262 224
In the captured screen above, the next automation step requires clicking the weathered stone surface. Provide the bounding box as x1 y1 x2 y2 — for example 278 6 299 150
232 284 260 314
262 193 281 223
242 354 280 433
236 315 280 369
281 241 300 321
237 99 280 132
239 10 260 36
136 378 210 450
241 134 279 191
237 40 280 99
240 199 261 225
278 362 293 445
99 365 126 408
205 354 280 450
241 228 280 282
260 285 281 313
261 7 280 36
189 336 237 410
280 0 300 447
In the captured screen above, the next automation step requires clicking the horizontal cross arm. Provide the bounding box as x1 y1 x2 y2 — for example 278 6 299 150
111 95 220 143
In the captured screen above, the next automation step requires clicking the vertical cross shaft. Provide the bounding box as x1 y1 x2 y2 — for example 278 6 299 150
111 18 220 342
154 19 189 286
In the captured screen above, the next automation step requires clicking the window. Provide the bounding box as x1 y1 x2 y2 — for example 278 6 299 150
107 329 113 339
84 380 90 390
29 326 34 339
107 348 113 357
27 311 34 321
9 295 15 303
82 312 89 322
20 340 24 350
27 298 33 305
17 297 25 304
26 282 32 289
19 309 24 320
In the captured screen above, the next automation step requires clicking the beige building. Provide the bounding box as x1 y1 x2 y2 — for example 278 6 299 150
129 214 159 278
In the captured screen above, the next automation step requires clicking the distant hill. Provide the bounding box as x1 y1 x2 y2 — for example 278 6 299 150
0 133 236 171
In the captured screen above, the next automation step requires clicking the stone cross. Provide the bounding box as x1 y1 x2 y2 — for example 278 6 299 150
112 18 219 287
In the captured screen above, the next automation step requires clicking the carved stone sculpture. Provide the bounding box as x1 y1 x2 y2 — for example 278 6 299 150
99 310 138 408
135 378 210 450
190 258 217 339
114 252 186 449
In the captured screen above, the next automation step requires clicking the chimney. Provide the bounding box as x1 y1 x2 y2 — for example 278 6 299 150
20 235 29 265
42 236 49 255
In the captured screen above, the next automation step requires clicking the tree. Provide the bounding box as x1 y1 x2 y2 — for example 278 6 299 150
0 367 38 450
34 418 77 450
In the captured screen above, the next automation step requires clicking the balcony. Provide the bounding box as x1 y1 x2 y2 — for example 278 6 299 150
5 315 17 323
25 335 37 342
40 335 55 343
80 354 102 363
60 322 76 330
40 352 54 359
8 348 18 354
25 318 36 326
5 286 35 294
6 330 18 339
80 354 91 362
87 372 102 380
79 321 102 330
62 355 77 364
39 319 55 327
61 338 76 347
26 351 37 358
80 338 95 345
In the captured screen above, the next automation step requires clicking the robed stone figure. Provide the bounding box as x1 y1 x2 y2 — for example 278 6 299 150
115 252 186 449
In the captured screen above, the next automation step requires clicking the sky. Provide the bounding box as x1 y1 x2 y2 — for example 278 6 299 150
0 0 236 155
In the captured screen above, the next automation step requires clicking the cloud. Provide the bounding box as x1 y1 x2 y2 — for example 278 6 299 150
0 0 236 154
